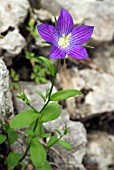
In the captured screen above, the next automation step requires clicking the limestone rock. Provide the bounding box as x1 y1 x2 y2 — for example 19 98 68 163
93 43 114 75
84 132 114 170
0 59 13 122
0 29 26 55
44 110 87 169
34 9 52 21
0 0 29 33
57 68 114 119
80 69 114 114
0 29 26 66
40 0 114 42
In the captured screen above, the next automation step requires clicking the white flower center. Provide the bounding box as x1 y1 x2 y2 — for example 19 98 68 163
58 33 71 48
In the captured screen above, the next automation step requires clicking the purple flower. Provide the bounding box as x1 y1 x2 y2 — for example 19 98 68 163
37 8 94 60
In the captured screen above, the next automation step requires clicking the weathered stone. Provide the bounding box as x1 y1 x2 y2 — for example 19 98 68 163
0 29 26 55
40 0 114 42
44 110 87 170
34 9 52 21
12 81 57 113
0 59 13 122
0 0 29 33
84 132 114 170
80 69 114 114
93 43 114 75
0 29 26 66
57 68 114 119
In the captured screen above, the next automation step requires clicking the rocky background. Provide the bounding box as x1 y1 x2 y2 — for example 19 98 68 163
0 0 114 169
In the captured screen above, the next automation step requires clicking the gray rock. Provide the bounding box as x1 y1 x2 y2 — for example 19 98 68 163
84 132 114 170
93 43 114 75
57 68 114 119
80 69 114 115
0 59 13 122
44 110 87 170
40 0 114 42
0 0 29 33
0 29 26 66
34 9 53 22
12 81 57 113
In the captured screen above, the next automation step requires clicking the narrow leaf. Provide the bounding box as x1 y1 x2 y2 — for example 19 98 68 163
10 110 39 129
50 89 81 101
0 134 6 144
41 133 51 138
37 90 46 102
39 103 61 123
30 139 46 167
57 140 73 150
39 56 55 76
47 136 58 148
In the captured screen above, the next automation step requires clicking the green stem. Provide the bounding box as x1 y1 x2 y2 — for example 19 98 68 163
19 143 31 162
33 59 59 131
41 59 59 112
29 104 38 113
19 59 59 163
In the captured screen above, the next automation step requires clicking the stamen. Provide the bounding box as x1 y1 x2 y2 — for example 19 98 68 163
58 33 71 48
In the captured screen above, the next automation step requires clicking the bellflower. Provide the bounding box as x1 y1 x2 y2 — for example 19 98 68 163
37 8 94 60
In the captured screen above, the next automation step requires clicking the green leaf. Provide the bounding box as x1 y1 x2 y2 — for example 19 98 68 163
24 129 35 137
41 133 51 138
39 103 61 123
34 123 44 136
39 56 55 77
30 139 46 167
8 130 18 144
7 152 22 168
36 161 52 170
16 92 30 105
50 89 81 101
57 140 73 150
55 129 61 136
0 134 6 144
10 109 39 129
37 90 46 102
47 136 58 148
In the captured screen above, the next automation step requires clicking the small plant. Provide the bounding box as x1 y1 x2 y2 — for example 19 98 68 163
10 68 20 90
26 18 38 38
0 8 94 169
25 50 50 84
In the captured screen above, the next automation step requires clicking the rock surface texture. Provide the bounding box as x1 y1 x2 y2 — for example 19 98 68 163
0 0 29 33
0 29 26 65
0 59 13 121
84 132 114 170
58 67 114 119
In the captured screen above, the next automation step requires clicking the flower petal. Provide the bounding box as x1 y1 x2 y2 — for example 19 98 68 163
50 46 66 59
37 24 58 44
56 8 74 37
66 45 88 60
70 25 94 45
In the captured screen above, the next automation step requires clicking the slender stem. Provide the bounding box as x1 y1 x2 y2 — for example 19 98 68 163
40 59 59 112
33 59 59 131
29 104 38 113
19 59 59 163
19 143 31 162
